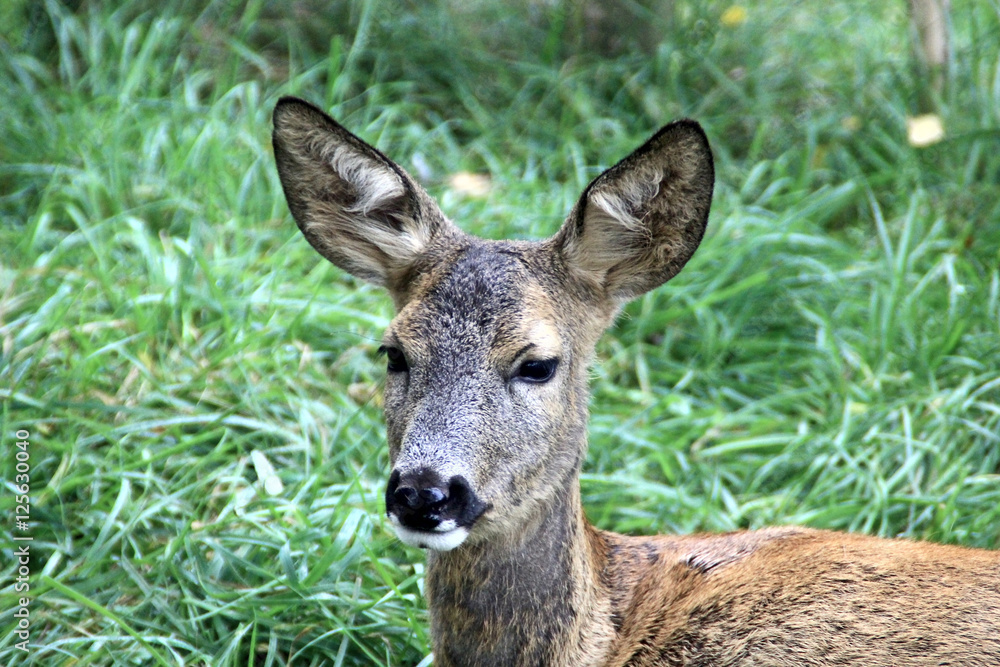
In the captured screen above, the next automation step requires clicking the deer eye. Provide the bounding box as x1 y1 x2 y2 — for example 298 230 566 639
514 358 558 383
379 346 409 373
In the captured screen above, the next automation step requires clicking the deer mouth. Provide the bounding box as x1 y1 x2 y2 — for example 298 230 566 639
388 518 472 551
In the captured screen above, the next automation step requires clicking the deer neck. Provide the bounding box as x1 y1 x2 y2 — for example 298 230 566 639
424 479 615 667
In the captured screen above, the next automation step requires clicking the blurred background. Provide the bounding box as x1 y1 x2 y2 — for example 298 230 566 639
1 1 999 664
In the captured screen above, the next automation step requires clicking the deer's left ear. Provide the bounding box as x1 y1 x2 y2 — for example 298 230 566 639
552 120 714 302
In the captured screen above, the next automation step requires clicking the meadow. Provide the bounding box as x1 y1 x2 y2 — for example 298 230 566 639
1 1 999 664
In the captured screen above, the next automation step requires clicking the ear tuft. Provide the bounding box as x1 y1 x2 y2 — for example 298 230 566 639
555 120 714 302
325 142 407 215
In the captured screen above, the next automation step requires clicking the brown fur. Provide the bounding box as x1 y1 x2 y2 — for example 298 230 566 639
272 97 1000 666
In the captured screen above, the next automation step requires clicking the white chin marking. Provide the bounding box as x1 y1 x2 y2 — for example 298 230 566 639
391 521 470 551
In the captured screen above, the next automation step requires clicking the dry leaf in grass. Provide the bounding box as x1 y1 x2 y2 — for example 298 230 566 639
906 113 945 147
448 171 491 198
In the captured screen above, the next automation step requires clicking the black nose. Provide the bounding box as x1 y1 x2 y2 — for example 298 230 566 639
393 480 447 510
385 469 486 532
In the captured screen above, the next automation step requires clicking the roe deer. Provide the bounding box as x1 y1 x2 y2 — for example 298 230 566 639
272 96 1000 667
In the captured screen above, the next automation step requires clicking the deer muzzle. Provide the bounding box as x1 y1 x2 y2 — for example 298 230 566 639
385 468 489 551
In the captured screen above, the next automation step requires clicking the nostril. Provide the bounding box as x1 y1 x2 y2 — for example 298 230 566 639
394 485 420 509
419 486 446 506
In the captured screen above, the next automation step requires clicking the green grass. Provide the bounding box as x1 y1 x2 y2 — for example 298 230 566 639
2 0 999 664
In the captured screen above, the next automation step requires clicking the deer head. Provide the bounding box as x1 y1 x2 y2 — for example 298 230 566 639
272 97 713 552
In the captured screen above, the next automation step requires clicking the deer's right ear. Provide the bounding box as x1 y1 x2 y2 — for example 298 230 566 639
272 97 453 289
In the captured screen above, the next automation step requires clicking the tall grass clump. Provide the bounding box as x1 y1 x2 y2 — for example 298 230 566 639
1 0 998 664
